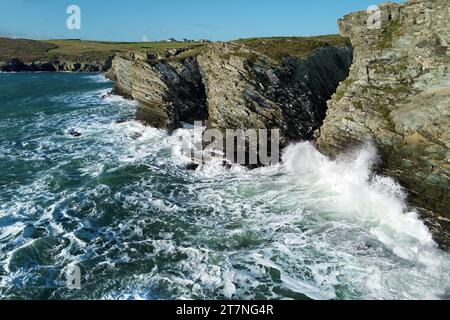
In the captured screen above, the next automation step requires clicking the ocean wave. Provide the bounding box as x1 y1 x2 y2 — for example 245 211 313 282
83 74 113 83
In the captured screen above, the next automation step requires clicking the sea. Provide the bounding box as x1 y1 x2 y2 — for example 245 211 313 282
0 72 449 300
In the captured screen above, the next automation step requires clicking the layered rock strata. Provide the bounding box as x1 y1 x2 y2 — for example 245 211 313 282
317 0 449 247
107 42 352 141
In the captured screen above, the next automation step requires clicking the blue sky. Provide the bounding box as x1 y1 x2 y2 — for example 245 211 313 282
0 0 404 41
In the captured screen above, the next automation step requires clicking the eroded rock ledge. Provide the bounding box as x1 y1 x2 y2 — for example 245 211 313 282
0 57 113 72
317 0 450 244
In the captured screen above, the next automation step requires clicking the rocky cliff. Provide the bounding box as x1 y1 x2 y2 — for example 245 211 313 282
107 49 208 131
107 37 352 143
317 0 450 238
198 42 352 143
0 37 201 73
0 57 113 72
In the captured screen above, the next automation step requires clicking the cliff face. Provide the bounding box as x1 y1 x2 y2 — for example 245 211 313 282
107 50 207 131
318 0 450 221
0 57 113 72
108 40 352 142
198 43 352 143
1 37 201 73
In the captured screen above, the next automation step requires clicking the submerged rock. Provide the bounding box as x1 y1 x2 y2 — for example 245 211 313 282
107 50 208 132
186 163 200 171
68 129 82 137
130 132 142 140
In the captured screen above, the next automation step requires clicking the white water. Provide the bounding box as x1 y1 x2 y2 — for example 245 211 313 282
172 138 450 299
0 74 449 300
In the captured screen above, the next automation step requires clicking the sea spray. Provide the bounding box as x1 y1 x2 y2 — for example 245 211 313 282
282 142 437 262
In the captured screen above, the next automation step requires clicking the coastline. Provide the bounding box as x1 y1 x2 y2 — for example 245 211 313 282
0 72 448 299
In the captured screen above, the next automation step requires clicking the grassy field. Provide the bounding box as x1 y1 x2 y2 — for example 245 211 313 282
0 38 57 62
159 34 350 64
238 35 351 62
0 35 350 63
0 38 204 62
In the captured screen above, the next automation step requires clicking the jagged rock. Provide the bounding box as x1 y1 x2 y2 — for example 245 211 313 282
186 163 200 171
198 42 352 144
318 0 450 220
107 40 352 144
107 51 208 131
0 57 113 72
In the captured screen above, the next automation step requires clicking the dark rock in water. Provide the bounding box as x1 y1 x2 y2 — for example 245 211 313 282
186 160 231 171
416 208 450 251
68 129 82 137
186 163 200 171
222 161 233 170
130 132 142 140
1 58 32 72
115 118 128 124
102 89 121 100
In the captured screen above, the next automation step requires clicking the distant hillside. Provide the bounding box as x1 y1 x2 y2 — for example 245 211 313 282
0 35 351 72
133 34 351 65
238 35 351 62
0 38 57 63
0 38 205 63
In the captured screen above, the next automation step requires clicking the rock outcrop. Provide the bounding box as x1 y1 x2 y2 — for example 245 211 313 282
107 39 352 142
198 42 352 143
107 49 208 131
0 57 113 72
317 0 450 226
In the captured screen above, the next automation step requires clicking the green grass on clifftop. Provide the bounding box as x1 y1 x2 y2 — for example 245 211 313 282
1 36 351 64
44 40 204 60
0 38 57 62
0 38 204 62
238 35 351 62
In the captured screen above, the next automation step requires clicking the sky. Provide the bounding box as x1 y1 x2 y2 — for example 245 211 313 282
0 0 405 42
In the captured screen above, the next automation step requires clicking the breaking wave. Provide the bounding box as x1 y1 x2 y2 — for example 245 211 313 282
83 74 113 83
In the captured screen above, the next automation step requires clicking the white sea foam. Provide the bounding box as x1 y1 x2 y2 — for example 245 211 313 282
281 142 437 258
84 74 112 83
162 139 450 299
1 77 449 300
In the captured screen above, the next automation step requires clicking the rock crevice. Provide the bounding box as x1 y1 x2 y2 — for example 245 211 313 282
108 41 353 142
107 50 208 131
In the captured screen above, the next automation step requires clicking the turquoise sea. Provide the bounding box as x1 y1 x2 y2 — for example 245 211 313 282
0 73 449 300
